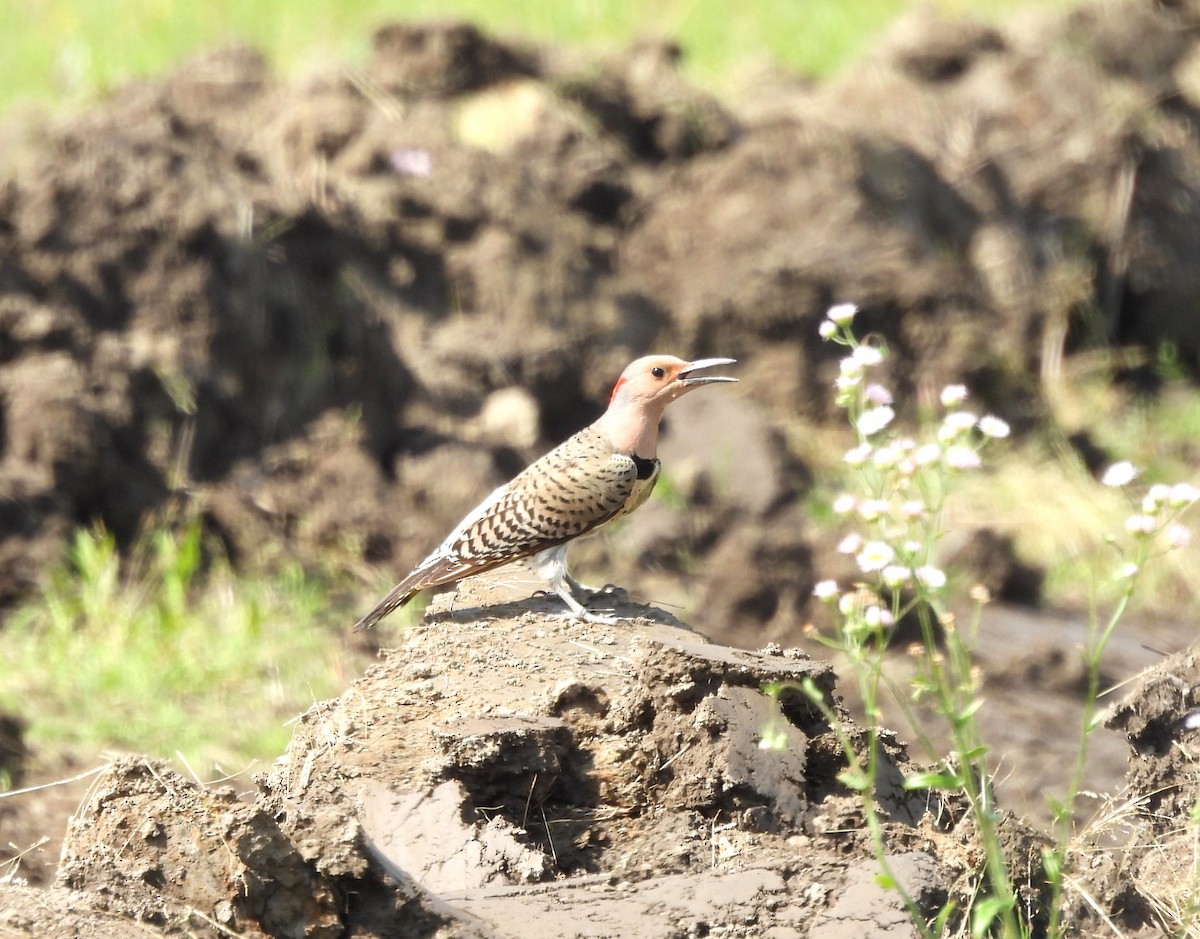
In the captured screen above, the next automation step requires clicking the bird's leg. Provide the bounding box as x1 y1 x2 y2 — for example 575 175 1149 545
531 545 621 624
564 572 605 600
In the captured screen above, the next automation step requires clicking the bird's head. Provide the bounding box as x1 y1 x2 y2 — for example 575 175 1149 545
607 355 738 410
600 355 737 456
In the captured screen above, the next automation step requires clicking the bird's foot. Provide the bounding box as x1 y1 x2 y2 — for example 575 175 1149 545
548 583 625 625
555 608 622 626
564 574 629 603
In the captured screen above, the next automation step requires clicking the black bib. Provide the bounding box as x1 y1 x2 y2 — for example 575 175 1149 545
632 454 659 480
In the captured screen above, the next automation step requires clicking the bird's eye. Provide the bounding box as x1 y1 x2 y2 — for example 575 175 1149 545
651 366 665 378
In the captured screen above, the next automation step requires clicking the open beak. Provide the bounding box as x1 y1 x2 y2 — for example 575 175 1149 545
676 357 738 387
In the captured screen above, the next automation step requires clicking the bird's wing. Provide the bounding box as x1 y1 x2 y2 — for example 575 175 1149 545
353 439 638 630
409 446 638 589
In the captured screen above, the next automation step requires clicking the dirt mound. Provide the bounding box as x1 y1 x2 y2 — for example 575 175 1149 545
10 585 1192 937
57 759 340 937
1100 646 1200 930
4 2 1200 641
25 588 968 937
621 0 1200 433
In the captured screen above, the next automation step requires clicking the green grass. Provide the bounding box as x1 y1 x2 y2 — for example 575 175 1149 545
0 522 364 774
0 0 1070 117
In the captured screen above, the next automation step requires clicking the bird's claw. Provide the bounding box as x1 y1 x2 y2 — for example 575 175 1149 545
564 575 628 602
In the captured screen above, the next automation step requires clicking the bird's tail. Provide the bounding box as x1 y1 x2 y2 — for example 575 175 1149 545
352 583 418 632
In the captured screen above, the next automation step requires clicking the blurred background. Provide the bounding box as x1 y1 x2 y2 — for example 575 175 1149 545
1 0 1198 875
0 0 1071 113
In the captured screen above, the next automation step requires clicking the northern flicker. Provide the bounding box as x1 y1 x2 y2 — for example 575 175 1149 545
353 355 737 630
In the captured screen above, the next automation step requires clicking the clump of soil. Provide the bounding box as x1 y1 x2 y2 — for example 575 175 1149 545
1099 646 1200 931
57 760 340 937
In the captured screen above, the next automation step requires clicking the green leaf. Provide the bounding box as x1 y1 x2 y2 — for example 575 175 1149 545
1041 847 1063 880
904 771 960 791
956 697 985 721
800 676 826 703
933 900 958 935
971 895 1013 937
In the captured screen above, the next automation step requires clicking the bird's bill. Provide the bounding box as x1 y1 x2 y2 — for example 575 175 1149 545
676 357 738 386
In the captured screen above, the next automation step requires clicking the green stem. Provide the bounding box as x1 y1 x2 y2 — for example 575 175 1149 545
1044 549 1144 939
918 597 1021 938
801 675 934 939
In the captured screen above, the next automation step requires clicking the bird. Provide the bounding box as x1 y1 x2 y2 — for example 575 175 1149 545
353 355 738 630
